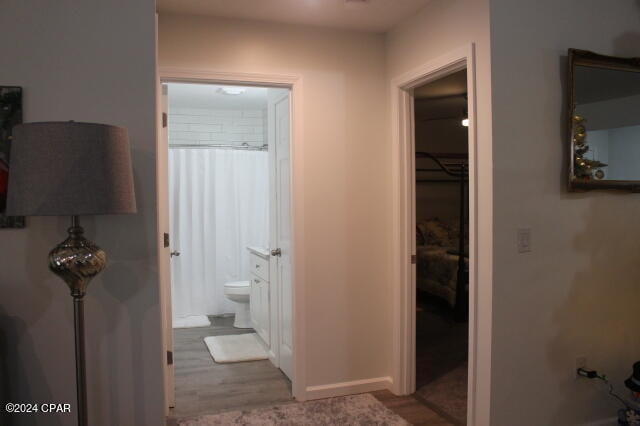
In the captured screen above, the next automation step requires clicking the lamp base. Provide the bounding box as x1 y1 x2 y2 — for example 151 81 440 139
48 216 106 426
48 216 106 298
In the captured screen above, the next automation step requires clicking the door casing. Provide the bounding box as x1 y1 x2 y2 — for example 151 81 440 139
156 69 306 404
389 43 492 426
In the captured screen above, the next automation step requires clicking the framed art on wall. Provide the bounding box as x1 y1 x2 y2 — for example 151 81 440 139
0 86 25 228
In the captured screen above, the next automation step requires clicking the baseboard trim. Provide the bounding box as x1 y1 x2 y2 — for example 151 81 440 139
305 376 393 400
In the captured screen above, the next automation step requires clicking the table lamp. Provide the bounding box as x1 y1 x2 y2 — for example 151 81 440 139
5 121 137 426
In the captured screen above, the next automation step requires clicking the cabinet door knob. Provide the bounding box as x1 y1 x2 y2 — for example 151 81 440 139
170 251 180 257
270 248 281 257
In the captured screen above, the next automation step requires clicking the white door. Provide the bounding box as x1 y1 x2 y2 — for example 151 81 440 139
159 83 175 408
268 89 293 380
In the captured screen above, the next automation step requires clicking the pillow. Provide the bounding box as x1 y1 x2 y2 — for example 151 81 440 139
417 218 453 247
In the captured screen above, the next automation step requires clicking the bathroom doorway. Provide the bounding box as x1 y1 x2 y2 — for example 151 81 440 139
159 79 296 419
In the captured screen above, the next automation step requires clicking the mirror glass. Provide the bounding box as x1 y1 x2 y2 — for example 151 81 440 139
569 49 640 190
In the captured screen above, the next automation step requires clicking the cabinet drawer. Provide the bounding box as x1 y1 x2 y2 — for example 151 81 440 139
250 253 269 281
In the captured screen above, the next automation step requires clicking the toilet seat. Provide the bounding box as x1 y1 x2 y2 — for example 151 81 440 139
224 280 250 287
224 280 250 296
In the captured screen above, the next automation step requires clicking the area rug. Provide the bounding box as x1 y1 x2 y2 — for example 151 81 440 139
173 315 211 329
178 393 409 425
415 362 467 425
204 333 268 363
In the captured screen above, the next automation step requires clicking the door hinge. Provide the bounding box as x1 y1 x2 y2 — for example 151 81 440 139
162 112 168 128
163 232 170 248
167 350 173 365
411 255 417 265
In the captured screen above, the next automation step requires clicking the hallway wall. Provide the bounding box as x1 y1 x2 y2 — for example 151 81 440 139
0 1 163 425
386 1 493 424
159 13 392 393
489 0 640 424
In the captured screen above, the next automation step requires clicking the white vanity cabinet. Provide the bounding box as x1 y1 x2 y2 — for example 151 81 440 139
248 247 270 346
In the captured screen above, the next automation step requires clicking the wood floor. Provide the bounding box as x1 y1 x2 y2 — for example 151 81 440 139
168 315 293 421
415 293 468 425
372 390 454 425
415 296 468 389
167 314 457 425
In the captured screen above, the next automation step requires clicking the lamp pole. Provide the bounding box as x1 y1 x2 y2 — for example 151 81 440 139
73 291 87 426
49 215 106 426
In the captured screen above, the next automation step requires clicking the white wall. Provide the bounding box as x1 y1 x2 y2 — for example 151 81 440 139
587 126 640 181
386 1 494 424
607 125 640 180
168 106 267 146
0 1 163 425
577 93 640 130
585 130 610 169
489 0 640 424
578 93 640 181
159 14 392 392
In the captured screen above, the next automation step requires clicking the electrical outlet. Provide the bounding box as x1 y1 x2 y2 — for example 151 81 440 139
517 228 532 253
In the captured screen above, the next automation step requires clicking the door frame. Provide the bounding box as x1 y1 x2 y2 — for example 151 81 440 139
390 43 491 425
156 68 306 405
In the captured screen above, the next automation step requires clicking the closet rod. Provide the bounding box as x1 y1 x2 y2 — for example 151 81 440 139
169 143 267 151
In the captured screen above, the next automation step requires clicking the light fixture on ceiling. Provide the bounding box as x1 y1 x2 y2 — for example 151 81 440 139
218 86 246 96
461 95 469 127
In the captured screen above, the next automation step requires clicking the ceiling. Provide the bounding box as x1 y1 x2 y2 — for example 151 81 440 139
156 0 432 32
414 70 467 100
414 70 467 121
167 83 270 110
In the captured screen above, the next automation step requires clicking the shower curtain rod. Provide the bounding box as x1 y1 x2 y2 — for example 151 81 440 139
169 143 268 151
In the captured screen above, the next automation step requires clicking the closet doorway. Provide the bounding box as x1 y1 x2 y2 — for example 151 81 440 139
157 77 297 419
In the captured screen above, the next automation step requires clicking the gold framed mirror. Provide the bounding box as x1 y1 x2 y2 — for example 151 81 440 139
567 49 640 191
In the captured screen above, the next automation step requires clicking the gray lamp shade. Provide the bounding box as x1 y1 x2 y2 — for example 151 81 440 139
6 122 136 216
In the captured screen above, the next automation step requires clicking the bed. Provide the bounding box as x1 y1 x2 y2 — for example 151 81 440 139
416 219 468 311
415 152 469 320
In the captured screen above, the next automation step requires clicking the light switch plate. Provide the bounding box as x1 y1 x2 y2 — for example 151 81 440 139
517 228 531 253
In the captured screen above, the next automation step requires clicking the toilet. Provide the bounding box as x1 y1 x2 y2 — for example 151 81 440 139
223 281 252 328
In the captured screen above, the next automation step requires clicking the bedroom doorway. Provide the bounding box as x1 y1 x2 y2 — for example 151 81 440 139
392 45 489 426
413 69 469 425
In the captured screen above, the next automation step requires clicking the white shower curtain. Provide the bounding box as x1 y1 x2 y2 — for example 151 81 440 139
169 148 269 320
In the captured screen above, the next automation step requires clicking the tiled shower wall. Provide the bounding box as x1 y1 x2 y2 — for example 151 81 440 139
168 106 267 147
